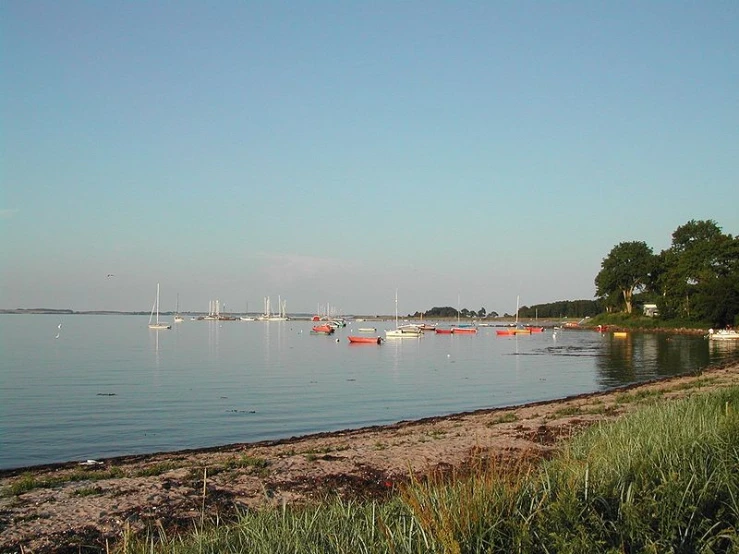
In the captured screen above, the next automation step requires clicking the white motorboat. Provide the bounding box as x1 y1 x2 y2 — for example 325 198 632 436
707 328 739 341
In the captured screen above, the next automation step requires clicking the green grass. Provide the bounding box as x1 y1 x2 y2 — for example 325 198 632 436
223 455 270 470
134 462 181 477
3 466 126 497
587 313 710 331
614 387 665 405
114 387 739 553
487 412 519 425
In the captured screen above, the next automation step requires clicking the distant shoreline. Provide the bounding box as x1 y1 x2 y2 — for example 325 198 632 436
0 309 542 323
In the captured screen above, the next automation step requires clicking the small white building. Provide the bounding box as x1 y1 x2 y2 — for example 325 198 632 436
643 303 659 317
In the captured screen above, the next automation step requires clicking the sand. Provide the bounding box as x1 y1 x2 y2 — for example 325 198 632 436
2 361 738 553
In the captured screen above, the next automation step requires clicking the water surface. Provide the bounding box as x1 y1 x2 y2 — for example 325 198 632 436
2 315 736 470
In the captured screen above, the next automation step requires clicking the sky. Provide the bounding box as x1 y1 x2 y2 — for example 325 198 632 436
2 1 738 316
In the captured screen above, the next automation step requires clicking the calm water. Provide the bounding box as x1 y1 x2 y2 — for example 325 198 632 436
2 314 738 470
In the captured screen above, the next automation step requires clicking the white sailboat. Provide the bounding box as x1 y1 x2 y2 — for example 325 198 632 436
174 293 184 323
269 295 289 321
148 283 172 330
258 295 289 321
385 290 421 338
240 301 255 321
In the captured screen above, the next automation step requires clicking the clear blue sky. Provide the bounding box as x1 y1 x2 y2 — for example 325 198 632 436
2 1 737 316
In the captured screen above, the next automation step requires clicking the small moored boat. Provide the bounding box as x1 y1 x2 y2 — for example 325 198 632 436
348 336 383 344
311 324 335 335
707 328 739 341
451 327 478 334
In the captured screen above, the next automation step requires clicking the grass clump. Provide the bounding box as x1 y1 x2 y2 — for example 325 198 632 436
224 455 270 470
487 412 519 425
3 466 125 497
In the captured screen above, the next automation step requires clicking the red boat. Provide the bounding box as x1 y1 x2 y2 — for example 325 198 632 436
451 327 478 334
526 327 545 333
435 328 453 334
347 336 383 344
496 328 516 336
312 324 335 334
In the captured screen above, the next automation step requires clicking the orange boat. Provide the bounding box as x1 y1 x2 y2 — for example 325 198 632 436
496 328 516 336
347 336 383 344
312 325 335 335
526 327 545 333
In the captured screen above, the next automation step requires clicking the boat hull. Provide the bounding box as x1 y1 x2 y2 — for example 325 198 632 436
348 336 383 344
708 329 739 341
451 327 478 334
385 329 422 338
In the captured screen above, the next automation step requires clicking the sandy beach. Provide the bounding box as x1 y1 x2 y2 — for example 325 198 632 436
2 360 738 553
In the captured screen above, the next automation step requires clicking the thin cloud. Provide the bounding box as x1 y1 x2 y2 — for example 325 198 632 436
256 253 362 285
0 209 19 219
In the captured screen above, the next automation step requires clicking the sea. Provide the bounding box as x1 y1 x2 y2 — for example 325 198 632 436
2 314 738 471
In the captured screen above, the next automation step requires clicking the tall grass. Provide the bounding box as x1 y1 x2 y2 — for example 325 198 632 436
117 388 739 553
403 387 739 553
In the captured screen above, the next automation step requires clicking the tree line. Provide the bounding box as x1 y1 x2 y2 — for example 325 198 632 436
412 299 601 320
594 219 739 327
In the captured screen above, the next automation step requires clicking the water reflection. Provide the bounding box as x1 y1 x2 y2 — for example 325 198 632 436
150 327 161 368
595 332 739 388
709 339 739 356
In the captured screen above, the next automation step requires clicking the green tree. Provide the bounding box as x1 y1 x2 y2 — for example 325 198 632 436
595 241 656 314
658 220 739 324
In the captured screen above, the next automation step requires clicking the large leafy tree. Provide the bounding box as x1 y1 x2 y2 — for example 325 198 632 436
658 220 739 325
595 241 656 314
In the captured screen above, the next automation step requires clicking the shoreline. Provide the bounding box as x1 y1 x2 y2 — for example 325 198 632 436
2 360 739 553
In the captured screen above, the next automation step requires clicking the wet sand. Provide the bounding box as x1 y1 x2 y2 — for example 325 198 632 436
2 361 738 553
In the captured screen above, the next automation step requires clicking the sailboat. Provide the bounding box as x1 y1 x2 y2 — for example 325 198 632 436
385 290 421 338
451 294 477 334
258 296 290 321
148 283 172 330
174 293 184 323
240 301 255 321
496 295 530 335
